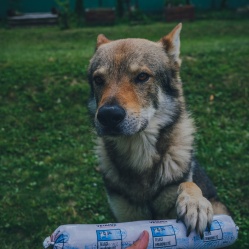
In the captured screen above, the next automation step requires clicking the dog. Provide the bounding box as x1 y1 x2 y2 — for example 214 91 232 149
87 23 229 238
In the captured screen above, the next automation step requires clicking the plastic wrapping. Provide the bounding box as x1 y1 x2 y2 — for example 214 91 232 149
43 214 238 249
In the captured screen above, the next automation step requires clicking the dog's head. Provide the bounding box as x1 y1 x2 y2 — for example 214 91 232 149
88 24 183 136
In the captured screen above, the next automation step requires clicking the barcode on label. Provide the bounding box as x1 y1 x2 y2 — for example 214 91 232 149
99 247 116 249
155 241 171 247
205 235 219 241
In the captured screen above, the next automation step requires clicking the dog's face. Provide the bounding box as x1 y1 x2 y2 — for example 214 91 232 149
88 24 183 136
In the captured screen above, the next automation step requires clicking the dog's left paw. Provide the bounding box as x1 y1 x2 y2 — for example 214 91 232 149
176 182 213 238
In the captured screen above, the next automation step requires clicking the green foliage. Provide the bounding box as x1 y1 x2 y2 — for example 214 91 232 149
56 0 86 29
0 18 248 248
116 0 124 18
115 0 150 24
75 0 84 17
56 0 72 29
128 9 151 24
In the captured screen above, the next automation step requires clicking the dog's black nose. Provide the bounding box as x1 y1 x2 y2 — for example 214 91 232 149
97 105 126 127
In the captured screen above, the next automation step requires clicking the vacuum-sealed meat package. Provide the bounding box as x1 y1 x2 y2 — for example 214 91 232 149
43 214 238 249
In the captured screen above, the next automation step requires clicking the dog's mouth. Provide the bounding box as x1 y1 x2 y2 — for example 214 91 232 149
95 104 148 137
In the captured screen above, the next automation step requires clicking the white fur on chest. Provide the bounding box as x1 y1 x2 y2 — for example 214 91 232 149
96 90 194 185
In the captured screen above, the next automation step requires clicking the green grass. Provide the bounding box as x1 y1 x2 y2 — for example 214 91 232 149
0 19 248 248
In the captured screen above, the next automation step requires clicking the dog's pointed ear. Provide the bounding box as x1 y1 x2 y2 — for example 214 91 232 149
96 34 111 49
160 23 182 61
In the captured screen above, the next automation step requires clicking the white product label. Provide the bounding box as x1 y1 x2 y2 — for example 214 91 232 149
151 225 177 247
96 229 122 249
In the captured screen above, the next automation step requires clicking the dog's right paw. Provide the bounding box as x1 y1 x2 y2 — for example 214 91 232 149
176 182 213 238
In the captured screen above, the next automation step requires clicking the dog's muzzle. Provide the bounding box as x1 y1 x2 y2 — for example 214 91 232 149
97 104 126 128
95 104 146 136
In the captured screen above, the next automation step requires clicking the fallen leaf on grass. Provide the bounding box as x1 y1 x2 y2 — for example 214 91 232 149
209 94 215 101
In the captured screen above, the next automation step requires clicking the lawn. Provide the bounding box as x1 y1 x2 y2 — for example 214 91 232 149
0 18 248 248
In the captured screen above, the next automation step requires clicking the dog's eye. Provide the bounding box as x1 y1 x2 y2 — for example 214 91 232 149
94 76 104 85
136 73 150 83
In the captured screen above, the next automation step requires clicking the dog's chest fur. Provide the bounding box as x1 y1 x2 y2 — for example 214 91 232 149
96 110 195 204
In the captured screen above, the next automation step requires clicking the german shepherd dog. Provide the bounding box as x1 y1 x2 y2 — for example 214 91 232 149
88 24 229 238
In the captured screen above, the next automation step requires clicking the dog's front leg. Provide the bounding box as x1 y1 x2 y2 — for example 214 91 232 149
176 182 213 238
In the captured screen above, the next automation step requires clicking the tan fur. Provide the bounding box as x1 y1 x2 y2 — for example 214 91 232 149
210 199 230 215
160 23 182 64
177 182 214 235
96 34 110 48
